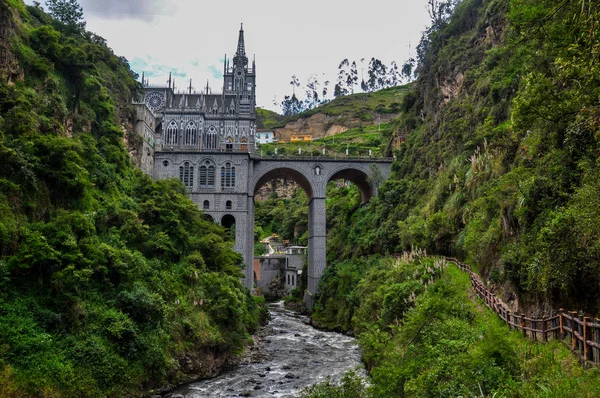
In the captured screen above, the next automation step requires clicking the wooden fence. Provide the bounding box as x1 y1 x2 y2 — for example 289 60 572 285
447 257 600 366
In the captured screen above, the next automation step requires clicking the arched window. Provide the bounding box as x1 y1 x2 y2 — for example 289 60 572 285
185 121 197 145
225 137 233 152
179 162 194 187
240 137 248 152
226 200 232 210
203 200 209 210
220 162 235 188
205 126 218 150
199 160 216 188
166 120 178 145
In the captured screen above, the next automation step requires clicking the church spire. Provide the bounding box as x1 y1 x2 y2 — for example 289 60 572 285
233 24 248 68
236 23 246 57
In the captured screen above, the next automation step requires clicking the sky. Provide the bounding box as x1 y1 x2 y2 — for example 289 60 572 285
32 0 432 112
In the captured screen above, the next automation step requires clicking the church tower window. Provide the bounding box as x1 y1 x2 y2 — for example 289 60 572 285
225 137 233 152
221 162 235 188
179 162 194 187
166 120 178 145
185 121 197 145
205 126 218 149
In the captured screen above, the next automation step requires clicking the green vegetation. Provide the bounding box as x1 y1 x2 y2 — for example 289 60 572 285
0 3 265 396
301 0 600 395
258 122 392 158
305 256 600 397
318 0 600 313
255 107 285 130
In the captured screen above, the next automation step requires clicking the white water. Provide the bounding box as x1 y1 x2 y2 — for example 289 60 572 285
168 302 364 397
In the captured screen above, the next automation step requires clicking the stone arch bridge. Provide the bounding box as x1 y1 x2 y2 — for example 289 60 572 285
153 152 392 308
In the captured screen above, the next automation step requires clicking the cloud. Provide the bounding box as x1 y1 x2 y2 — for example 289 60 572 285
130 56 186 79
79 0 176 22
208 65 223 79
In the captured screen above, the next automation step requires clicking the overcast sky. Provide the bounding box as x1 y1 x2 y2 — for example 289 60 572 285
32 0 432 112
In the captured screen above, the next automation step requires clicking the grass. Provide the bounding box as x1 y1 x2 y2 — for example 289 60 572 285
257 122 393 158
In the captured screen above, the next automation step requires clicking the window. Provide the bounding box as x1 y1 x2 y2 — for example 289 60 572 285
199 160 216 188
205 126 217 149
265 134 269 139
240 137 248 152
185 121 197 145
225 137 233 152
163 160 169 167
226 200 232 210
220 162 235 188
203 200 209 210
257 134 260 139
179 162 194 187
166 120 178 145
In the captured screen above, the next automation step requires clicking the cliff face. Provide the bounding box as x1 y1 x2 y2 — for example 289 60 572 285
0 1 22 82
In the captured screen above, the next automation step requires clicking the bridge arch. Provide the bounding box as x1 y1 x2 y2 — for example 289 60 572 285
325 165 374 204
251 165 315 200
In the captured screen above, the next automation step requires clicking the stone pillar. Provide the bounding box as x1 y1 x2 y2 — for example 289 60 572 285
305 196 327 310
245 195 255 290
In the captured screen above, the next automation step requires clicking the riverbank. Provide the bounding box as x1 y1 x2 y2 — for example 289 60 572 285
163 302 364 397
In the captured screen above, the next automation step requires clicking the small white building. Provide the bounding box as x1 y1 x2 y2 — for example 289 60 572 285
256 130 275 144
285 246 306 291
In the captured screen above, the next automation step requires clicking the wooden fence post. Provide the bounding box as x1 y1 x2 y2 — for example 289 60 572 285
521 314 527 338
507 311 512 330
542 316 548 342
559 309 564 340
571 311 578 352
584 317 591 363
532 317 537 341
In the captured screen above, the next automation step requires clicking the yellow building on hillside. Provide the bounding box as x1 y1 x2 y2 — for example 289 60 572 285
290 135 313 142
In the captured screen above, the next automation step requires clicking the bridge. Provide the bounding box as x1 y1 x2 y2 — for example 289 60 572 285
153 152 393 308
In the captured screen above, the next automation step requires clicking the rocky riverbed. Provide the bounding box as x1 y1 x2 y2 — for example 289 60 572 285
164 301 364 397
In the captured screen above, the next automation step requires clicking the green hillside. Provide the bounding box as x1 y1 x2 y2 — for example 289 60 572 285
0 3 265 396
317 0 600 314
256 107 285 129
283 85 409 122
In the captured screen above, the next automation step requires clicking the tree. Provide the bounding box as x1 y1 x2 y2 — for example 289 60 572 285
322 80 330 103
367 58 387 91
306 75 320 109
289 75 300 95
401 58 416 82
388 61 400 87
45 0 86 33
281 94 304 116
349 61 359 94
335 59 350 97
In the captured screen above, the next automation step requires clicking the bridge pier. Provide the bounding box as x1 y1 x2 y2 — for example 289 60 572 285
306 197 327 309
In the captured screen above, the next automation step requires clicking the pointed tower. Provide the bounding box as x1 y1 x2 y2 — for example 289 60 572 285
232 23 248 69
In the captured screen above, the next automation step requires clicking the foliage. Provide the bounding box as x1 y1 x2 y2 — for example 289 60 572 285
311 0 600 313
311 259 600 397
44 0 85 34
0 3 266 396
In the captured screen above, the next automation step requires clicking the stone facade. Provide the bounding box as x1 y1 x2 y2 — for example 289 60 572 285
131 25 394 309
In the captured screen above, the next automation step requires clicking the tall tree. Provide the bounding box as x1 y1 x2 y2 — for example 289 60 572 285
401 58 416 82
350 61 359 93
45 0 86 33
367 58 387 91
289 75 300 95
335 59 350 97
322 80 330 103
388 61 400 87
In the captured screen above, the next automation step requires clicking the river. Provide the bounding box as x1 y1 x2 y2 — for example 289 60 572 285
167 301 364 397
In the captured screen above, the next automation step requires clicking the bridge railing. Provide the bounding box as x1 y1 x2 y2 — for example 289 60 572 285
250 154 395 162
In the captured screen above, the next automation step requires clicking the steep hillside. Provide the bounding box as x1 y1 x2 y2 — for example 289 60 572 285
0 3 265 397
272 85 408 141
318 0 600 315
